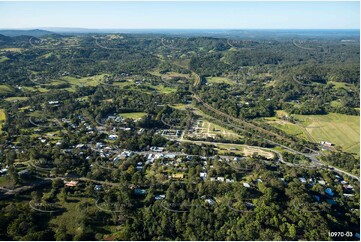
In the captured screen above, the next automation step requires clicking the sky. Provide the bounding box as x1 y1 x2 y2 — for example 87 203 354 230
0 1 359 29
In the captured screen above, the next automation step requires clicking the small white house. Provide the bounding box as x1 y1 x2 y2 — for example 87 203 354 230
243 182 251 188
108 134 118 140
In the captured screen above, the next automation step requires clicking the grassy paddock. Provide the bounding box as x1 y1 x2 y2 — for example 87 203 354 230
295 113 359 155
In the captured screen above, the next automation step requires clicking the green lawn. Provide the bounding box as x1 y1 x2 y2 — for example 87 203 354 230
205 77 234 85
120 112 147 120
295 113 360 155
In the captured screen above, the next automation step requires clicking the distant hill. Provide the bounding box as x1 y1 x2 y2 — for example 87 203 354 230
0 29 54 37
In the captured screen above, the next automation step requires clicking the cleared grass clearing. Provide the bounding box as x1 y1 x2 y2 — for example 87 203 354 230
295 113 360 155
120 112 147 120
0 109 6 121
170 103 188 110
0 47 23 52
328 81 351 90
28 111 45 118
275 110 289 117
0 84 14 95
0 109 5 133
205 76 234 85
203 120 240 140
216 143 274 159
49 196 95 238
149 70 190 80
267 120 308 140
60 74 105 91
0 56 9 63
22 86 49 93
4 96 29 102
153 85 177 94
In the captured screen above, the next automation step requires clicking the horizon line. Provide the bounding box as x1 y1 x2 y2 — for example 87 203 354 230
0 27 360 30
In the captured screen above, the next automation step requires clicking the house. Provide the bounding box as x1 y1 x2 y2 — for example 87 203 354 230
76 144 86 149
164 154 176 159
48 101 59 105
341 180 348 185
325 188 334 197
120 150 133 159
226 179 234 183
233 157 241 161
171 173 184 180
134 189 147 195
108 134 118 140
210 177 216 182
155 194 165 200
0 168 8 175
318 180 326 185
299 177 307 183
94 185 102 191
217 177 225 182
65 181 78 187
243 182 251 188
18 169 30 178
200 172 207 179
150 147 165 152
343 184 354 191
147 154 155 160
136 166 143 171
335 175 342 180
320 141 333 147
205 199 216 206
